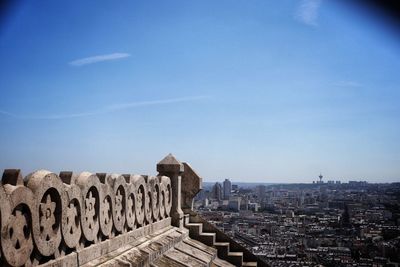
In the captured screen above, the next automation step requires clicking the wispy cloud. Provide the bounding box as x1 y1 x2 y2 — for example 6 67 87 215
0 96 210 120
69 53 130 66
334 81 363 88
295 0 322 27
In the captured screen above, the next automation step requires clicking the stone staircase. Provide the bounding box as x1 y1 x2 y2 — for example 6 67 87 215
184 214 261 267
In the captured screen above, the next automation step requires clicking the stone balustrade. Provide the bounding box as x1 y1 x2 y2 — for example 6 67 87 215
0 154 265 267
0 168 172 266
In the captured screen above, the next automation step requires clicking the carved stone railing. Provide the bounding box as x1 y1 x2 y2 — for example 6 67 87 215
0 161 174 266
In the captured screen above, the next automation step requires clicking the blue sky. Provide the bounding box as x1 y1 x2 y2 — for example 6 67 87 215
0 0 399 183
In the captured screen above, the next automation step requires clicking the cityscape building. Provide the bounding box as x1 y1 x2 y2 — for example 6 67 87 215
211 182 223 201
194 178 400 267
223 178 232 200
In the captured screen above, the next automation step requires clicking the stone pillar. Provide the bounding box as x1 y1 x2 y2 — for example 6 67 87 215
181 162 202 213
157 153 184 228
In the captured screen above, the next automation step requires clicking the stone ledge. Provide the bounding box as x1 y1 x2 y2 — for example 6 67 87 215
76 225 233 267
40 218 172 267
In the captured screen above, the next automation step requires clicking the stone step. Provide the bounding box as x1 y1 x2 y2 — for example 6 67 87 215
185 216 258 267
227 251 243 267
213 242 230 259
151 255 187 267
212 257 236 267
197 232 216 247
164 248 206 267
175 241 215 264
185 222 203 238
183 213 190 225
183 238 217 258
242 262 258 267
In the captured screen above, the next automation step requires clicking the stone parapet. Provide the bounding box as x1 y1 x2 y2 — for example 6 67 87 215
0 154 263 267
0 168 172 266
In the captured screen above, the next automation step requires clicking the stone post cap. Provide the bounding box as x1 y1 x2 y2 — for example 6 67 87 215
2 169 24 185
157 153 184 173
59 171 74 184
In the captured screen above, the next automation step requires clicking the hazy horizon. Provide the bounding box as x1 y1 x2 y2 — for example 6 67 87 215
1 1 399 183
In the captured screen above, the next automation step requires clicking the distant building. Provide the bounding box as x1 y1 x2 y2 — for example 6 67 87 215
317 173 324 184
349 181 368 186
211 182 223 201
241 196 249 211
256 185 266 201
248 202 259 212
286 209 295 218
228 196 241 211
223 179 232 200
203 198 209 207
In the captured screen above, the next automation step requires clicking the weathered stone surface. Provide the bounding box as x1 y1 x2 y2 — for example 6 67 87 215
165 248 207 267
86 226 234 267
75 172 101 243
1 184 34 266
175 241 214 264
183 238 217 257
133 174 147 226
109 174 127 233
157 154 184 229
212 257 236 267
152 255 187 267
40 251 78 267
0 154 255 267
62 180 83 249
26 170 66 257
0 165 173 266
99 176 113 238
59 171 75 185
160 175 172 218
182 162 203 212
157 153 184 174
143 177 153 225
1 169 23 186
125 181 136 230
149 176 161 222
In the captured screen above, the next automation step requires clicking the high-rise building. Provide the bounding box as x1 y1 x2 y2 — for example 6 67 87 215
256 185 266 202
223 178 232 200
211 182 223 201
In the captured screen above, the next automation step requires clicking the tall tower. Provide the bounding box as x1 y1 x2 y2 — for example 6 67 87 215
319 173 323 184
211 182 223 201
256 185 266 202
223 179 232 200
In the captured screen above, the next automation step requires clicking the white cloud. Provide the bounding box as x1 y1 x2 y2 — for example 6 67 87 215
69 53 130 66
0 96 210 120
295 0 322 27
334 81 363 87
106 96 209 111
0 110 18 117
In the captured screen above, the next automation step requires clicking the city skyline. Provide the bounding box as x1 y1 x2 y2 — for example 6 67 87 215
1 1 400 183
195 177 400 266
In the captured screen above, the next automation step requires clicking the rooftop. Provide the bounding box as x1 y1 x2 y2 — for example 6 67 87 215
0 154 265 267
